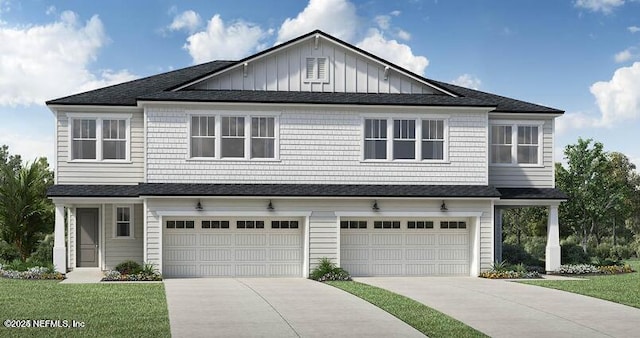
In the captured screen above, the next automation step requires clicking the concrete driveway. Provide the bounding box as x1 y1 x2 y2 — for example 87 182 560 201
164 278 424 338
357 277 640 338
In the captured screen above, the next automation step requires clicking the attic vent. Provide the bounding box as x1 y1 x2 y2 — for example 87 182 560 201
304 57 329 83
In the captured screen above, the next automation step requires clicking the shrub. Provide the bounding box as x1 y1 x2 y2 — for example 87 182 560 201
102 263 162 282
502 244 542 267
310 257 352 282
524 237 546 260
0 240 20 263
594 243 612 261
554 264 600 275
609 245 632 261
598 264 634 274
561 242 590 264
479 260 541 279
115 260 142 275
28 234 54 266
0 264 64 280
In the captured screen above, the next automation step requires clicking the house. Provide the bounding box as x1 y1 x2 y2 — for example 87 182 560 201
46 30 566 278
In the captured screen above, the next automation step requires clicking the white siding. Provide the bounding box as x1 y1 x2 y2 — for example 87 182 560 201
309 212 338 271
190 39 437 94
55 111 145 184
104 204 144 269
488 119 554 188
145 105 488 185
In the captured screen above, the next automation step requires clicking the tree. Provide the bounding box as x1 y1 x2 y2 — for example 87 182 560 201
0 159 54 261
555 138 624 252
503 207 547 245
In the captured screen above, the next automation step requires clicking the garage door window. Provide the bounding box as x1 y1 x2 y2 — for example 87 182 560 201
374 221 400 229
237 220 265 229
407 221 434 229
340 220 367 229
440 221 466 229
271 220 299 229
202 220 230 229
166 220 195 229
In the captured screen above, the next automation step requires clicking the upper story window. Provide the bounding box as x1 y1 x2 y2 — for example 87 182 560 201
490 122 542 165
69 115 130 162
305 57 329 83
363 117 448 162
189 114 277 160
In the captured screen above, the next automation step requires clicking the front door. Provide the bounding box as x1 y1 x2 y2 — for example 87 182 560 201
77 208 99 267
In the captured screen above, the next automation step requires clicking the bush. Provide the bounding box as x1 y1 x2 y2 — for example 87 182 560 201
114 260 142 275
310 258 351 282
102 262 162 281
598 264 635 274
594 243 612 261
502 244 543 267
561 242 590 264
28 234 54 266
480 261 541 279
0 240 20 263
554 264 600 275
0 263 63 280
609 245 632 261
524 237 546 260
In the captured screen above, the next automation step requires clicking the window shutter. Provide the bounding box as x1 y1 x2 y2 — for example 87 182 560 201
306 58 315 79
317 57 327 80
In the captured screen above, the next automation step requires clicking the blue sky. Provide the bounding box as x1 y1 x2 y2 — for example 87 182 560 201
1 0 639 167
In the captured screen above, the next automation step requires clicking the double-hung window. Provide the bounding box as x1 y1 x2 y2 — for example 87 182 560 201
490 122 542 165
69 115 130 161
114 206 133 238
363 117 447 161
189 114 277 160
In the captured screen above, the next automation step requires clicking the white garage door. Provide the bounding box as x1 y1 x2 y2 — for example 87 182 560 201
340 218 470 276
163 218 302 278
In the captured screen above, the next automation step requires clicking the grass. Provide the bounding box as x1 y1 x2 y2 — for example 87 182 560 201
521 259 640 309
0 279 170 337
326 281 487 338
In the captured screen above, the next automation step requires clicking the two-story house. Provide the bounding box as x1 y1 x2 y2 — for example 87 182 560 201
47 30 565 278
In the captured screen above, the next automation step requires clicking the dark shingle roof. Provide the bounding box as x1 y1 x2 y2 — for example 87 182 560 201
46 30 563 114
137 90 493 107
47 183 501 198
497 188 567 200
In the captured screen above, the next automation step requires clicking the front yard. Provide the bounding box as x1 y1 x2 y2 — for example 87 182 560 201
0 279 170 337
522 259 640 309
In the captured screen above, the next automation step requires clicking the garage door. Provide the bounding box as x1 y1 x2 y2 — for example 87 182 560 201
163 218 303 277
340 218 469 276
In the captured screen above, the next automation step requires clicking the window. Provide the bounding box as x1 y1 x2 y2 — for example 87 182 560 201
271 220 299 229
115 206 133 238
72 119 96 159
305 57 329 82
363 117 447 161
70 116 130 161
237 220 264 229
251 117 275 158
407 221 434 229
202 220 230 229
165 220 194 229
222 116 245 158
422 120 444 160
191 116 215 157
491 123 541 165
340 220 367 229
440 221 466 229
364 119 387 160
373 221 400 229
393 119 416 159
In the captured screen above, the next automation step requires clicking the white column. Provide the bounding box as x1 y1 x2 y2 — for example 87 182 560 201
545 205 561 272
53 204 67 273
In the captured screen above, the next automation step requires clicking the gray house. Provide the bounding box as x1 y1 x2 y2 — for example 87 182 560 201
47 30 565 278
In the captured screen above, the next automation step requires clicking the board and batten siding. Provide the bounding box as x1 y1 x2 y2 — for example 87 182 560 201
55 111 145 184
104 204 144 269
190 38 437 94
488 118 554 188
145 105 488 185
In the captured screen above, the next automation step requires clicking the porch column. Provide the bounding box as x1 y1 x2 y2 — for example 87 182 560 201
545 205 561 272
53 204 67 273
494 207 503 263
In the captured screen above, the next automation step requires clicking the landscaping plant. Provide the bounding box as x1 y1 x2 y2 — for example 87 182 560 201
310 257 352 281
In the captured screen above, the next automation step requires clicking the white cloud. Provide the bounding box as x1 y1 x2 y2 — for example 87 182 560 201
590 61 640 125
555 112 603 134
614 48 633 62
390 10 401 16
374 15 390 30
0 129 54 164
0 10 137 107
629 25 640 33
169 10 201 33
396 29 411 41
574 0 625 14
356 29 429 75
451 74 481 89
184 14 267 64
276 0 358 44
0 0 10 15
45 5 56 16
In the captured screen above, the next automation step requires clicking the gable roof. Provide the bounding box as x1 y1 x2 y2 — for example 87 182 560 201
46 30 563 114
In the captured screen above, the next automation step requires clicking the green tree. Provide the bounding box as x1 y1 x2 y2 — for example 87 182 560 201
555 138 624 252
503 207 547 245
0 159 54 261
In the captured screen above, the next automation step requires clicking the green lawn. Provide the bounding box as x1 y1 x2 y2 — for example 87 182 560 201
326 281 487 338
522 260 640 309
0 279 170 337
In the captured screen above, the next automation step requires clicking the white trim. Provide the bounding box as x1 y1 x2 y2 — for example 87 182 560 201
51 198 142 205
143 199 148 262
551 118 556 188
143 107 148 183
156 210 313 217
67 116 132 163
495 199 563 207
158 214 163 274
113 205 135 239
489 120 544 166
334 211 483 217
100 204 105 270
303 55 330 83
142 196 500 201
303 215 310 278
489 112 563 118
336 216 341 267
54 111 58 184
48 105 139 113
66 112 133 119
470 215 481 276
72 205 102 270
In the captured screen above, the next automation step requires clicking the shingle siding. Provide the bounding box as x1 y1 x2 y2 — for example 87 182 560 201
145 106 489 185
